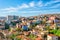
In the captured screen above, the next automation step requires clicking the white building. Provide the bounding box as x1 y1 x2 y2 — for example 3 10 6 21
27 22 30 28
7 15 19 24
0 18 6 29
47 34 58 40
7 15 19 21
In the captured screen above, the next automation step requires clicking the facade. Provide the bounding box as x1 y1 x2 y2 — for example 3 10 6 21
7 15 19 24
7 15 19 21
47 34 58 40
0 26 5 29
0 17 6 29
0 17 6 25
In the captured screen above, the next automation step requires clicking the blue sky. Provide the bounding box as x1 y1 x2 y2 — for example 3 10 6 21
0 0 60 17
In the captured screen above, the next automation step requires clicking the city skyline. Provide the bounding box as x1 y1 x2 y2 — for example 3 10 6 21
0 0 60 17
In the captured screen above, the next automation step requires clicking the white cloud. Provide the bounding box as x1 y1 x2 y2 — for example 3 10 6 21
44 0 60 6
0 7 17 13
55 0 60 2
43 0 60 9
29 1 35 7
50 4 60 8
18 4 29 9
0 0 60 14
1 4 29 11
37 0 43 7
19 10 42 14
0 1 35 13
1 7 16 11
0 3 29 13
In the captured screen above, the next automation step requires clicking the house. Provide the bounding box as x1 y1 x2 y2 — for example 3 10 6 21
0 19 6 29
27 21 30 28
58 37 60 40
35 34 43 40
47 34 58 40
49 16 55 21
7 15 19 24
36 24 45 31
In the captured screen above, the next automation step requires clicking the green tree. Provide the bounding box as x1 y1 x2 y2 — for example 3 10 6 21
10 34 16 40
15 38 21 40
11 22 16 26
5 23 9 29
50 29 57 34
28 34 37 40
55 29 60 36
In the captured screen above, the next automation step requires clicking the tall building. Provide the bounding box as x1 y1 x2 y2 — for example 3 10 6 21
7 15 19 21
0 17 7 29
6 15 19 24
47 34 58 40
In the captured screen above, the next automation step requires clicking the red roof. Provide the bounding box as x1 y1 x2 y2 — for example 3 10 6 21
48 34 56 36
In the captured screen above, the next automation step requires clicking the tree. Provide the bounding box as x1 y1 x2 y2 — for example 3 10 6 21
11 21 16 26
49 29 60 36
15 38 21 40
50 29 57 34
28 34 37 40
55 29 60 36
5 23 9 29
10 34 17 40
